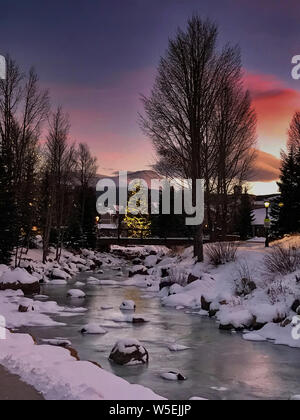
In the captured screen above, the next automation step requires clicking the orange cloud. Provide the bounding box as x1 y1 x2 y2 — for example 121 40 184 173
250 149 281 182
244 72 300 156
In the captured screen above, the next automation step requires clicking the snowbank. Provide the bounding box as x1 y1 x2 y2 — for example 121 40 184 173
0 329 163 400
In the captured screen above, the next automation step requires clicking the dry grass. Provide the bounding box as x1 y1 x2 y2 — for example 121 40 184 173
206 241 238 266
264 244 300 275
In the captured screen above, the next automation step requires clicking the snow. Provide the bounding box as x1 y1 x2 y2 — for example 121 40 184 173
243 332 267 342
144 255 159 268
0 268 38 285
243 323 300 348
74 281 85 287
168 343 190 352
101 305 113 310
112 338 144 355
42 338 72 347
217 307 254 329
0 329 164 400
0 291 65 328
252 208 267 226
51 268 70 280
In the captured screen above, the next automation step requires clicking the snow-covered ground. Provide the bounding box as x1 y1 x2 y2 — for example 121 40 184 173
0 328 163 400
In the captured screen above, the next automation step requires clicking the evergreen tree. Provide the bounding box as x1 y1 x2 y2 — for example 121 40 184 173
236 190 254 240
123 182 151 238
0 154 17 264
271 148 300 235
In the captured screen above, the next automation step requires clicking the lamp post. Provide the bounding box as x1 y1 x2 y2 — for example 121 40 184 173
264 201 270 248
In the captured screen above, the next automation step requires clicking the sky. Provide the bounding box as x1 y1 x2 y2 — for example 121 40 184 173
1 0 300 195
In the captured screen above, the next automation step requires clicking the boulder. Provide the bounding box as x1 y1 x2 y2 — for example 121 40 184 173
251 317 267 331
132 258 142 266
67 289 86 299
201 296 211 312
51 268 69 280
291 299 300 313
80 323 107 334
128 265 148 278
159 279 175 290
160 268 169 278
187 274 198 285
132 317 148 324
219 323 244 332
209 309 218 318
281 318 292 328
120 300 136 311
18 299 34 313
161 371 186 381
0 268 40 295
109 339 149 366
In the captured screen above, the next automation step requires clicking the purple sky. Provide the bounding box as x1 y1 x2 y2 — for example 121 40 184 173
1 0 300 193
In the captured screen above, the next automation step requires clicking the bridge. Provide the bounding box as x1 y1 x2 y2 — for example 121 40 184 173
97 236 196 247
96 227 240 248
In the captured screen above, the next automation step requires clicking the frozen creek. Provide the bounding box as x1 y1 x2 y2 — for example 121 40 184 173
18 266 300 400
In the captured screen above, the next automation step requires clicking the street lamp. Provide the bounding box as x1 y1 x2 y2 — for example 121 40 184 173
264 201 270 248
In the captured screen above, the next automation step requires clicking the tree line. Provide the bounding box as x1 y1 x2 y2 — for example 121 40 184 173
0 57 98 265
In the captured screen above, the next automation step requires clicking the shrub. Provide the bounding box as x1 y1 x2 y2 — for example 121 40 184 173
166 267 188 286
206 242 238 267
235 260 256 296
264 244 300 275
267 278 292 304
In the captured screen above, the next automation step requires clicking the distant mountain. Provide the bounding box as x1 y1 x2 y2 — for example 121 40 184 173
92 170 161 188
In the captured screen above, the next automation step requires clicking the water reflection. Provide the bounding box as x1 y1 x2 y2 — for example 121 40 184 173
17 268 300 400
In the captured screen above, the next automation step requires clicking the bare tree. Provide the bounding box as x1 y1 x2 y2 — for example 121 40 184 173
140 16 256 260
213 78 257 237
76 143 98 229
0 56 49 265
42 107 76 262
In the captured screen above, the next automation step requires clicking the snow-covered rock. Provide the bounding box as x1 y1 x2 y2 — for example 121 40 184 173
18 298 35 313
129 265 148 278
51 268 70 280
168 343 190 352
218 307 254 330
42 338 72 347
110 313 149 324
80 323 107 335
120 300 136 311
67 289 86 299
161 371 186 381
0 268 40 294
109 339 149 366
144 255 159 268
74 281 85 287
